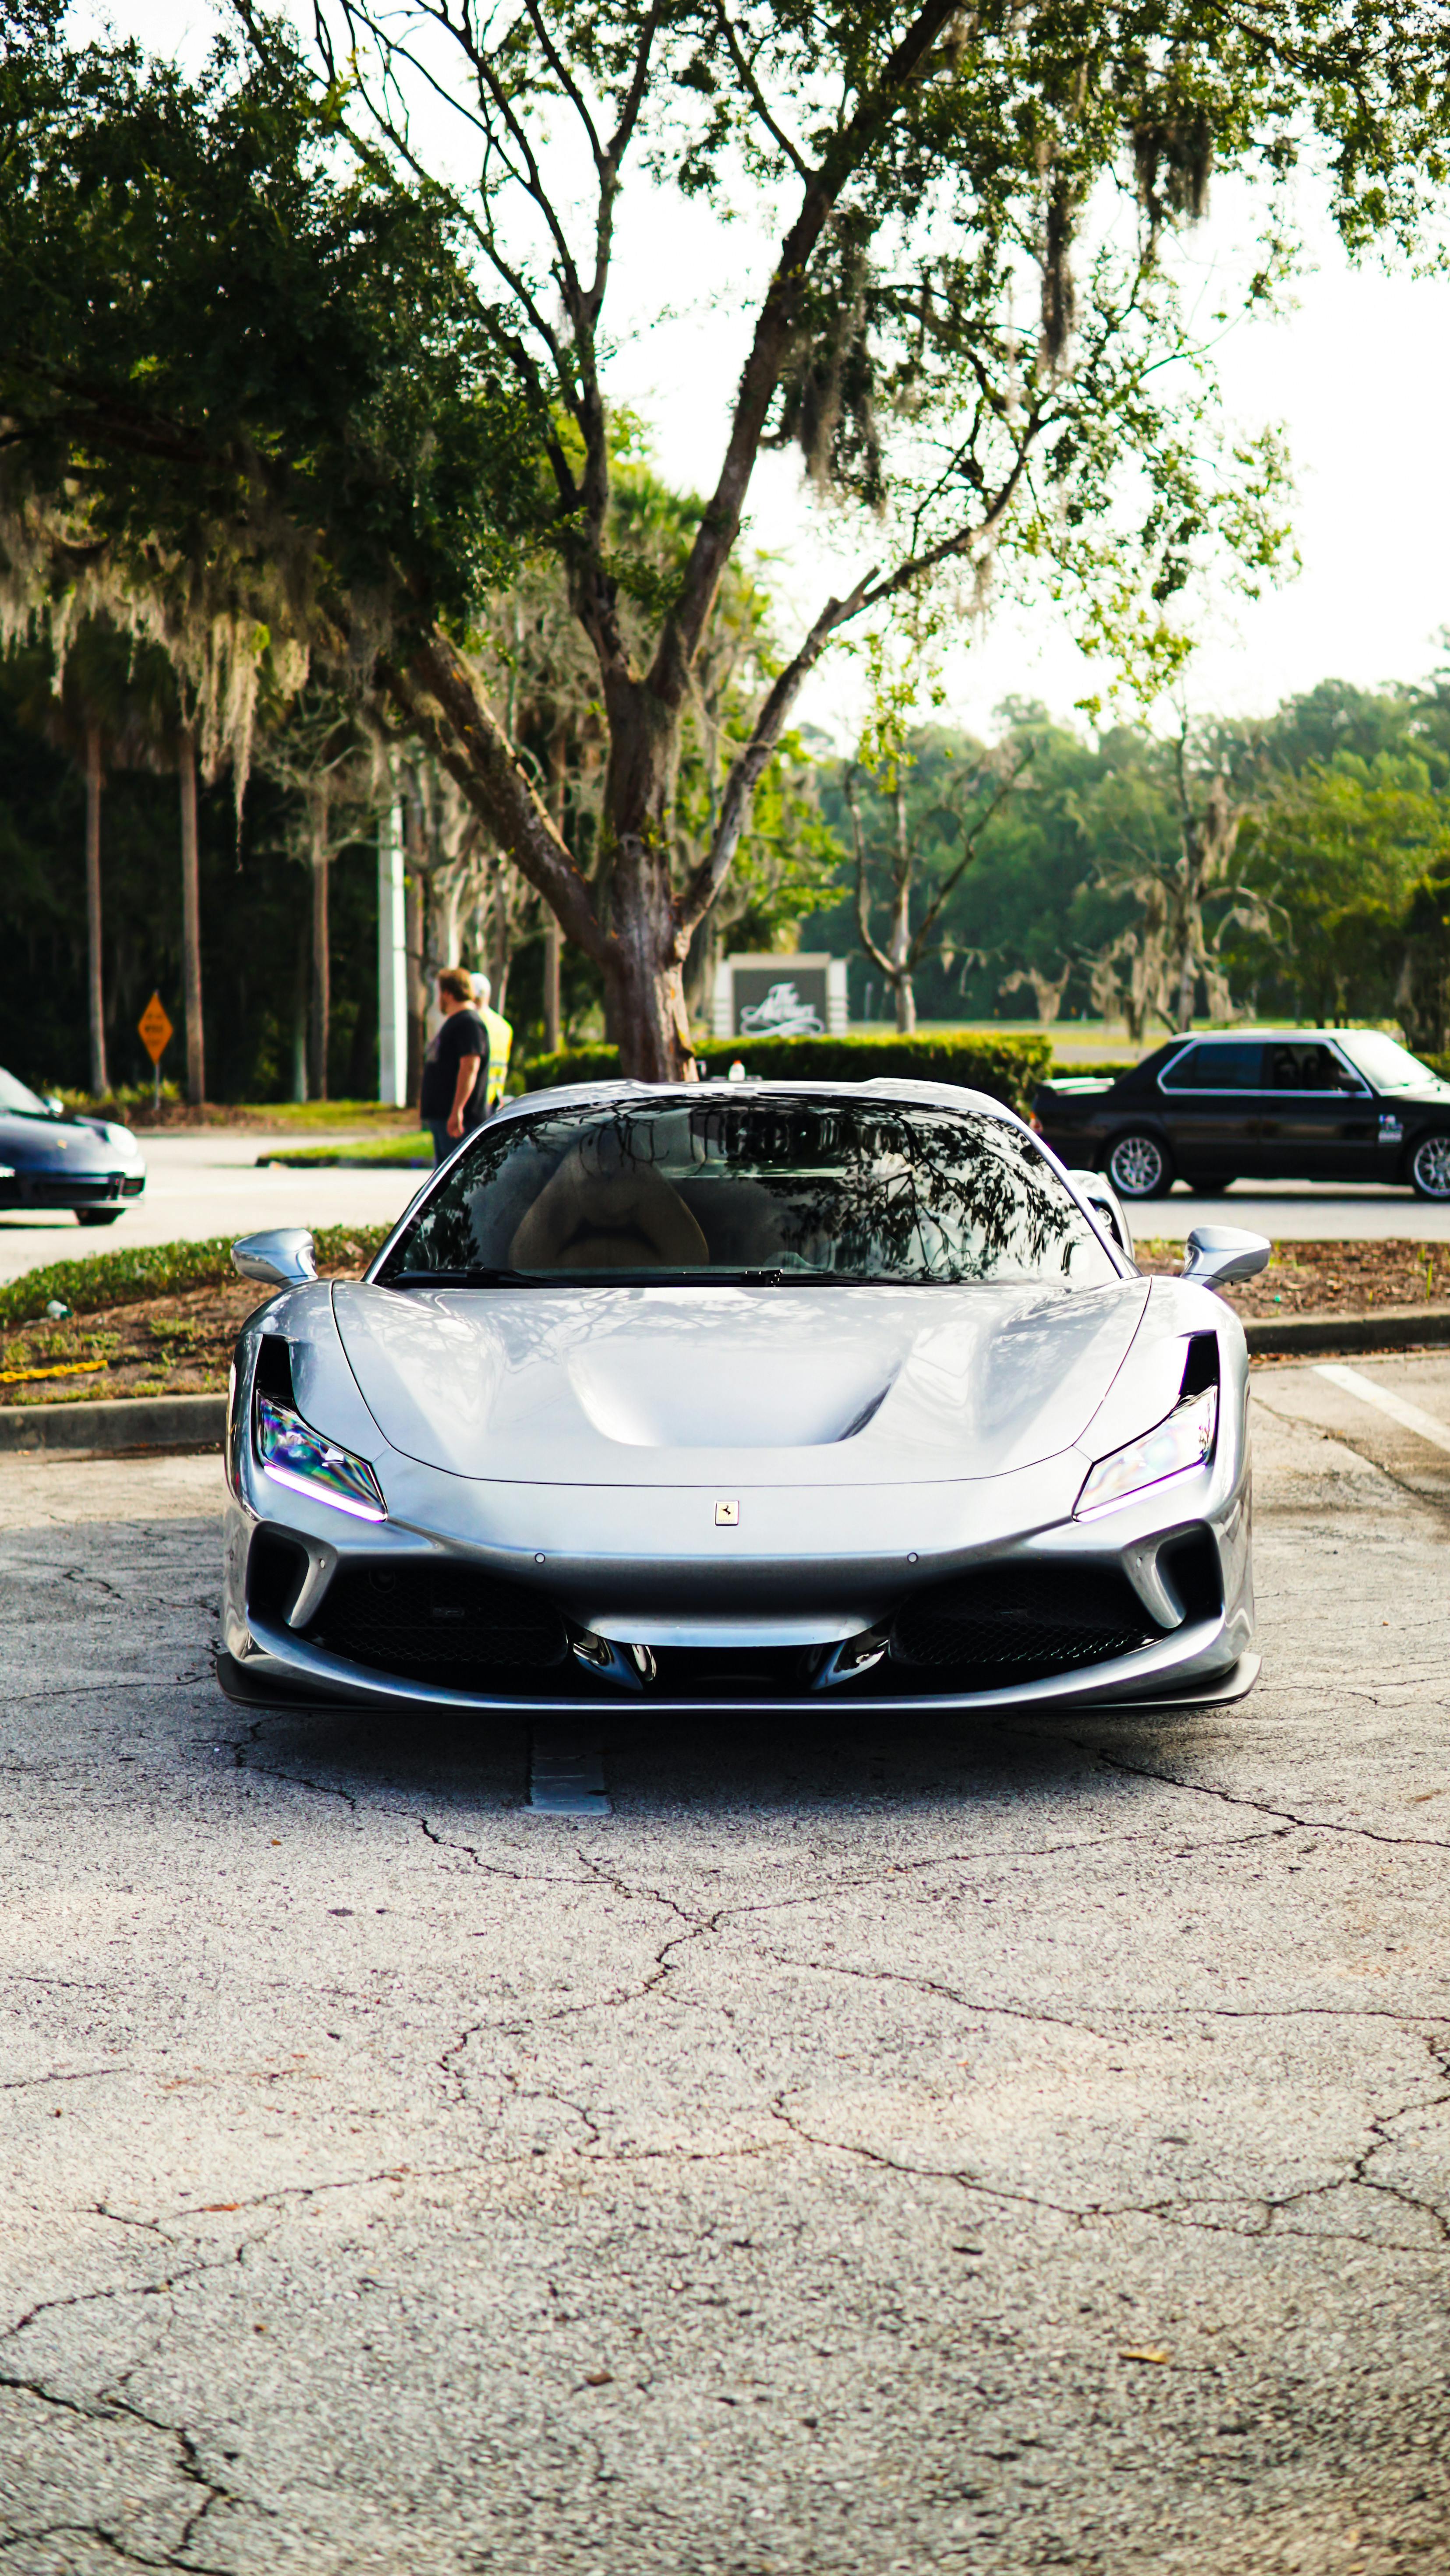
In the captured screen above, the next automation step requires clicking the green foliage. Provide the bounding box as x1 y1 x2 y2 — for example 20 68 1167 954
0 1224 392 1330
523 1032 1054 1115
0 667 386 1096
258 1136 432 1167
0 10 540 729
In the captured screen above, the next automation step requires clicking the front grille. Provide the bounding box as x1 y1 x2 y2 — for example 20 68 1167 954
890 1564 1158 1684
304 1561 569 1682
21 1174 120 1203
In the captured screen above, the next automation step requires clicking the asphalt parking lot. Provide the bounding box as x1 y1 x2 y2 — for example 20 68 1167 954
1 1363 1448 2574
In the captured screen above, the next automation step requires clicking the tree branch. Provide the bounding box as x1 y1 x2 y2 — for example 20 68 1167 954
848 770 895 978
908 748 1034 960
677 576 872 936
651 0 962 701
381 628 610 965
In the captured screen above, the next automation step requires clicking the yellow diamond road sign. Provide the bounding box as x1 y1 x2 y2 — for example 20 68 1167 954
138 993 174 1064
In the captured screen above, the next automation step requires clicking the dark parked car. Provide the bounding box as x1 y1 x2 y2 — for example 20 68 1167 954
0 1066 146 1224
1033 1030 1450 1201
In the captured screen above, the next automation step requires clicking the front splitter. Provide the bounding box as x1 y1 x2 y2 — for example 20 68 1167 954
215 1648 1260 1720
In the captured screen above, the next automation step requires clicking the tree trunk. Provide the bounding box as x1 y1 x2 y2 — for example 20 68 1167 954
544 728 566 1052
403 800 425 1109
83 724 108 1098
543 923 562 1051
595 678 696 1079
309 833 331 1102
889 783 916 1033
292 917 310 1102
178 729 205 1104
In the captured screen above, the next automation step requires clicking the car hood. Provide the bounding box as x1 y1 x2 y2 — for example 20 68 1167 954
331 1277 1151 1487
0 1111 118 1167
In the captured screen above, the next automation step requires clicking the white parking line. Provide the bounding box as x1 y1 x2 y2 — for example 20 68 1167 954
1316 1364 1450 1457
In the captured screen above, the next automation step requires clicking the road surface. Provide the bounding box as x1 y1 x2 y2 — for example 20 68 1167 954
0 1358 1447 2570
0 1133 426 1284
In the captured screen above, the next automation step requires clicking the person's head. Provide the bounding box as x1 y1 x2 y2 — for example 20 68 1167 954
437 966 473 1016
471 970 492 1011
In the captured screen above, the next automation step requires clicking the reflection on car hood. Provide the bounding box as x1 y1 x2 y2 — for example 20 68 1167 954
332 1277 1150 1486
0 1112 117 1167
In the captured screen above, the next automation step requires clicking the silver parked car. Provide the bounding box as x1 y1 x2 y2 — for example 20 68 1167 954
218 1080 1268 1715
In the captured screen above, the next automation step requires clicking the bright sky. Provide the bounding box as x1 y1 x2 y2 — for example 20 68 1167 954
80 0 1450 745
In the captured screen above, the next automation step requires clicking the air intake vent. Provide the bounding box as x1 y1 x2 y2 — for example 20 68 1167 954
247 1526 309 1627
890 1563 1159 1683
304 1562 568 1679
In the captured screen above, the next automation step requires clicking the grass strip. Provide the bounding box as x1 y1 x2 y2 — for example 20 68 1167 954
0 1224 393 1331
257 1136 432 1168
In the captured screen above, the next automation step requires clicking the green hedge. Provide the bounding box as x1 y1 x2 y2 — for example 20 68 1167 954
523 1031 1056 1115
0 1223 393 1331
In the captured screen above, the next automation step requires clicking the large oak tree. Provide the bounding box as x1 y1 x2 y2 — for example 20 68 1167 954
4 0 1447 1073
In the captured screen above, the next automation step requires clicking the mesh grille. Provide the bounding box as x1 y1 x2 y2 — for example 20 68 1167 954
306 1563 568 1679
891 1564 1157 1681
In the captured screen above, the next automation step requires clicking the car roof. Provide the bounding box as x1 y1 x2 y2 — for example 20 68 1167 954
1165 1029 1353 1045
499 1075 1030 1129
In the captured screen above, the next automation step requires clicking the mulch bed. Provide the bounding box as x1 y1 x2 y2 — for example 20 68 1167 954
1134 1236 1450 1319
0 1249 375 1407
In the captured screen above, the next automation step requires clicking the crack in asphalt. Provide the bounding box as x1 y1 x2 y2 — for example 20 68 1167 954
1058 1738 1450 1853
0 2368 249 2574
764 2084 1450 2257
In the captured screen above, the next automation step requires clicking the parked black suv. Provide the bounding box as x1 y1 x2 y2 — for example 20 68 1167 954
1032 1030 1450 1200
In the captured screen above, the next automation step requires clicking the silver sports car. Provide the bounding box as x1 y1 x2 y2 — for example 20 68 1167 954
217 1078 1269 1715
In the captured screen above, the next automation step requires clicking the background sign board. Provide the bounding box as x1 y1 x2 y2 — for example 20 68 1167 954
713 954 849 1040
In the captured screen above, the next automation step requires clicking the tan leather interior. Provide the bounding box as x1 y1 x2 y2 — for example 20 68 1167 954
509 1140 710 1271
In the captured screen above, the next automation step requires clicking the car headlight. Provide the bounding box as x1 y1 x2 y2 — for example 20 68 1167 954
254 1392 386 1521
1076 1387 1217 1518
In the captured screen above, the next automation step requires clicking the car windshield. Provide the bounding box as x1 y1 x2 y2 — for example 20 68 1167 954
0 1067 46 1114
1336 1032 1442 1092
380 1095 1121 1289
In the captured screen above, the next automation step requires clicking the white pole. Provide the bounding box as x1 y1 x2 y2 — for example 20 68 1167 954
377 802 407 1106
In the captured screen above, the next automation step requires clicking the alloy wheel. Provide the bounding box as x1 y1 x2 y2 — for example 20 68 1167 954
1107 1133 1169 1199
1411 1133 1450 1200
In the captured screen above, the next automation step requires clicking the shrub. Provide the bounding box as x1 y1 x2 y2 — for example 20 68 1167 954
522 1031 1056 1115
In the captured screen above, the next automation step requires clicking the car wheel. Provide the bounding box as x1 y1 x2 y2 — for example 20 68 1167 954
1107 1132 1174 1200
75 1209 121 1227
1410 1133 1450 1200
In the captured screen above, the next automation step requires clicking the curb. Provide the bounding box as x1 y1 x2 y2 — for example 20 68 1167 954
255 1152 431 1171
0 1392 226 1455
1243 1305 1450 1357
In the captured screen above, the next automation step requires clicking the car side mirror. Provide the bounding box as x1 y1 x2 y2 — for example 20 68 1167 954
1181 1224 1270 1288
232 1228 318 1288
1068 1168 1133 1258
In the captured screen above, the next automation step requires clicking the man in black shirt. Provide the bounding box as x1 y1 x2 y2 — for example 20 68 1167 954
420 967 489 1163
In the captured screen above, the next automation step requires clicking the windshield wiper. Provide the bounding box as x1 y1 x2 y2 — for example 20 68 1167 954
385 1267 536 1288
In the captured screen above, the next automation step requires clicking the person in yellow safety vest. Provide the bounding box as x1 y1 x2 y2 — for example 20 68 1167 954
471 973 513 1113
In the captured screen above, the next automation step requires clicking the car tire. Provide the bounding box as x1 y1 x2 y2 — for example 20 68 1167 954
1107 1132 1174 1200
1410 1133 1450 1200
75 1209 121 1227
